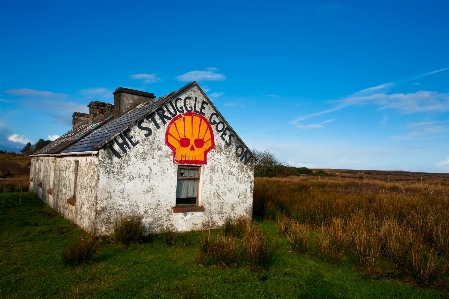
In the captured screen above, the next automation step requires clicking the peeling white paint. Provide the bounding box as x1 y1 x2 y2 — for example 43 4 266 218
30 84 254 235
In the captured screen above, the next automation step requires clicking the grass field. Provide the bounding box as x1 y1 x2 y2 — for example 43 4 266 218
1 187 448 298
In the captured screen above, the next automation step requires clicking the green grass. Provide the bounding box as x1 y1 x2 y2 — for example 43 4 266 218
1 193 448 298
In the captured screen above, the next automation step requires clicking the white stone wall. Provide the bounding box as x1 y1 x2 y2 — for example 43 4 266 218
30 156 99 233
96 85 254 235
30 85 254 236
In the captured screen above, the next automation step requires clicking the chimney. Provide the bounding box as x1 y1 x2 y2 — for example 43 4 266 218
72 112 89 129
88 101 114 124
113 87 156 118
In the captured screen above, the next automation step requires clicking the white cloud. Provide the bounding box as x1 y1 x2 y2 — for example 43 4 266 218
352 82 396 97
436 157 449 169
293 67 449 122
130 73 161 83
48 135 60 141
292 119 335 131
401 120 449 137
339 91 449 113
176 69 226 82
4 88 68 98
8 134 31 144
210 92 224 99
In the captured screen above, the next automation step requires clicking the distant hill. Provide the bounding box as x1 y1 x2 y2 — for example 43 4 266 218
315 168 449 182
0 145 21 153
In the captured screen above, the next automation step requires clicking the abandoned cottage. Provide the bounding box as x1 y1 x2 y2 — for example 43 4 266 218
29 82 255 235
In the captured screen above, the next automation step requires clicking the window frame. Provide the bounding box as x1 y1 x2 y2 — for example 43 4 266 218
173 165 205 213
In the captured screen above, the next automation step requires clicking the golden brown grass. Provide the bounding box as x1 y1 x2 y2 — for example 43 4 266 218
257 176 449 287
198 217 273 270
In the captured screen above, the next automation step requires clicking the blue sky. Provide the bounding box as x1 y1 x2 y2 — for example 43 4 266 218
1 0 448 173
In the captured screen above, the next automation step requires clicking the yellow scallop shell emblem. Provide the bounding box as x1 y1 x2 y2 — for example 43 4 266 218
165 112 215 164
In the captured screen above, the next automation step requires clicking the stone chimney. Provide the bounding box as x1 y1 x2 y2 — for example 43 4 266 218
88 101 114 124
72 112 89 129
72 102 114 130
113 87 156 118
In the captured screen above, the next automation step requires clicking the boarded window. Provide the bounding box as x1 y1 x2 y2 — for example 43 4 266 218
176 167 200 205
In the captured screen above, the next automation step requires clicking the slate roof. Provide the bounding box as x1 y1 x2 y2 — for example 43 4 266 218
32 116 113 155
32 82 254 158
62 82 196 153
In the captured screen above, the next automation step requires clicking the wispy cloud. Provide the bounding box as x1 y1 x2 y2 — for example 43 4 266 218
293 106 346 122
338 91 449 113
294 67 449 121
210 92 224 99
294 119 335 130
130 73 161 83
4 88 68 99
405 67 449 82
402 120 449 137
292 119 335 134
48 135 60 141
350 82 396 97
437 157 449 168
8 134 31 144
176 68 226 82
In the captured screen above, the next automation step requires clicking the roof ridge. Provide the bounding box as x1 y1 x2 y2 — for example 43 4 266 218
92 82 198 150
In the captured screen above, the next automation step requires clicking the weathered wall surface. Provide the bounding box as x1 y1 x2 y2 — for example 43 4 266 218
97 85 254 235
30 156 99 233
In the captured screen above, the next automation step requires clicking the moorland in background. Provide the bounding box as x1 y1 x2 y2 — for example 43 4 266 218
1 151 449 297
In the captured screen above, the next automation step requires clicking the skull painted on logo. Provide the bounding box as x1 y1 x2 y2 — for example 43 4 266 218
165 112 215 164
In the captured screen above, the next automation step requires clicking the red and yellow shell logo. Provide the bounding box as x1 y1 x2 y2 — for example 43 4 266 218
165 112 215 164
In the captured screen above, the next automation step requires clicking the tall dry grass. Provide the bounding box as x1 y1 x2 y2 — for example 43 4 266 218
198 217 273 270
259 177 449 286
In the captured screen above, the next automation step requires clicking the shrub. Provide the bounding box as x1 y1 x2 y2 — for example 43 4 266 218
113 216 144 246
224 216 251 239
405 243 448 286
286 222 310 254
347 214 382 274
277 215 291 236
197 232 238 268
63 236 99 266
317 217 346 262
242 222 273 269
380 218 414 266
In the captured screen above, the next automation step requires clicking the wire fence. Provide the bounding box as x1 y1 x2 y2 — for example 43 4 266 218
1 179 23 207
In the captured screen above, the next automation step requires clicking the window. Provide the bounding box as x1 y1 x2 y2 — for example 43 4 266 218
176 166 200 205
